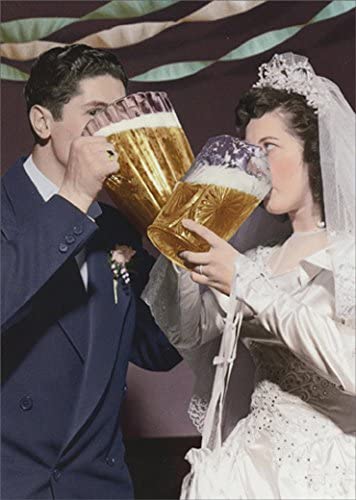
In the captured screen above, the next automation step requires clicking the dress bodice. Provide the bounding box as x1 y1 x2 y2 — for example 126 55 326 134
239 248 356 433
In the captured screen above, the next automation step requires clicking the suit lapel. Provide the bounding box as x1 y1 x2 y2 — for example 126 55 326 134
3 159 95 361
56 258 90 362
60 231 132 454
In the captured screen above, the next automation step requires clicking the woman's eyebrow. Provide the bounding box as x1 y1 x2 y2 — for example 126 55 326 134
258 136 279 143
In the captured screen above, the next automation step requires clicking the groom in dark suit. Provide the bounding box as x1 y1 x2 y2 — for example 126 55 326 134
1 44 181 499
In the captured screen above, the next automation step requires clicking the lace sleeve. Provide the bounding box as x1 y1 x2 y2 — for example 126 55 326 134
141 255 227 351
141 255 182 341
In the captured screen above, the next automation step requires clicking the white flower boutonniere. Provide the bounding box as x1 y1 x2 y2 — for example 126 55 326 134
109 245 136 304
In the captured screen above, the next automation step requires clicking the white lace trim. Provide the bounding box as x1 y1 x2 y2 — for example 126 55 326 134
334 260 356 326
245 244 276 270
188 395 209 434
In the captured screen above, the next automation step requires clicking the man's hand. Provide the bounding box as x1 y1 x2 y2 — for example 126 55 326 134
179 219 240 295
59 136 119 213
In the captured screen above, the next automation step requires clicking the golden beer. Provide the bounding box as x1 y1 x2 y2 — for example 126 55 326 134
148 135 271 268
105 126 193 233
148 181 260 268
83 91 194 233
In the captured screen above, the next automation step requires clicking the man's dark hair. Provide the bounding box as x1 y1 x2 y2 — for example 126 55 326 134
24 44 128 121
235 87 323 211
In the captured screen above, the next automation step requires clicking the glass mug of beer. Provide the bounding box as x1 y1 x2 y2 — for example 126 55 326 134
83 91 194 233
147 135 271 268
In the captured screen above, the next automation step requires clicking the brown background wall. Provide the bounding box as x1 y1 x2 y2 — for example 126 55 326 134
1 1 355 442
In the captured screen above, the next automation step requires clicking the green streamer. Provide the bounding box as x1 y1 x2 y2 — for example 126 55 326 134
220 26 300 62
310 0 355 23
82 0 180 21
131 61 212 82
0 0 179 43
132 0 355 82
0 63 29 81
1 18 76 43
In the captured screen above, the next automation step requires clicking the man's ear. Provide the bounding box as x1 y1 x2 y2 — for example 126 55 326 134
29 105 54 140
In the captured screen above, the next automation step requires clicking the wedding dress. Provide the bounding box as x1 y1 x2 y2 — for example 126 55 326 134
142 230 355 499
143 52 355 499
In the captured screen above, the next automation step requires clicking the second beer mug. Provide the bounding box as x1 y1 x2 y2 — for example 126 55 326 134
148 135 271 268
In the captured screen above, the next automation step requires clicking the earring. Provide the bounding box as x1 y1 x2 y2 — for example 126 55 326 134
316 220 326 228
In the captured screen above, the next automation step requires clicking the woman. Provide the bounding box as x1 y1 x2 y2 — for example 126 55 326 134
143 53 355 499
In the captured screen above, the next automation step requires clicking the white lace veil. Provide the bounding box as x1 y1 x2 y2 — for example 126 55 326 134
254 52 355 322
199 53 356 447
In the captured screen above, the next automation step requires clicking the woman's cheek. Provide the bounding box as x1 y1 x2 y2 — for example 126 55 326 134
269 158 284 188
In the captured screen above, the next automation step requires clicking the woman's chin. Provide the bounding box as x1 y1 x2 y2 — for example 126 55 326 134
263 198 274 213
263 198 286 215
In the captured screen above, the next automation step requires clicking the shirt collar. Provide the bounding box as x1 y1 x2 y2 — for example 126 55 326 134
23 155 59 202
23 155 102 219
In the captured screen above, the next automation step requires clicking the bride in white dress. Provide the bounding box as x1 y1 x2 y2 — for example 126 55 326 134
143 53 355 499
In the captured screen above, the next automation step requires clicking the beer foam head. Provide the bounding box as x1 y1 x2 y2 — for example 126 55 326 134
184 136 271 199
83 91 181 137
185 164 271 199
92 112 180 136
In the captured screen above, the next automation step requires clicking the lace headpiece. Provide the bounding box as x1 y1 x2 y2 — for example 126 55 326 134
253 53 327 113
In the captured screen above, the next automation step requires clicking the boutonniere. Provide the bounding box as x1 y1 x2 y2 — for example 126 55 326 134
108 245 136 304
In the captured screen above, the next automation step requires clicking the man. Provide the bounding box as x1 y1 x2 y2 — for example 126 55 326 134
1 44 181 499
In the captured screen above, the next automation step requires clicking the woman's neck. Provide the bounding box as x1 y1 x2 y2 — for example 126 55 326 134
288 202 323 233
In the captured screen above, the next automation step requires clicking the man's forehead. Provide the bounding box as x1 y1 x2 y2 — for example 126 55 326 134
74 75 126 103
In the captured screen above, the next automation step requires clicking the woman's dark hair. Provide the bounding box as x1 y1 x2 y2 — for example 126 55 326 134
24 44 128 122
235 87 324 211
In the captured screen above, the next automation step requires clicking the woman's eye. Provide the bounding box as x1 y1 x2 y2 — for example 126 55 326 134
264 143 276 152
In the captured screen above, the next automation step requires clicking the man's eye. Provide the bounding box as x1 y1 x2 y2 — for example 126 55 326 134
88 108 102 116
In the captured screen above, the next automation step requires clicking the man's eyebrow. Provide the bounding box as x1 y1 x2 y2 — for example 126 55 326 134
82 101 108 108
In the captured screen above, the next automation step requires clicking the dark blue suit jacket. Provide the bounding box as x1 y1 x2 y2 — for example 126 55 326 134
1 158 181 499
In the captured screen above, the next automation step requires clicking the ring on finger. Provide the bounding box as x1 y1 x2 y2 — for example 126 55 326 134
199 264 204 275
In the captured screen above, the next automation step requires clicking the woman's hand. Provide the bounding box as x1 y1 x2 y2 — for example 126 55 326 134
179 219 240 295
